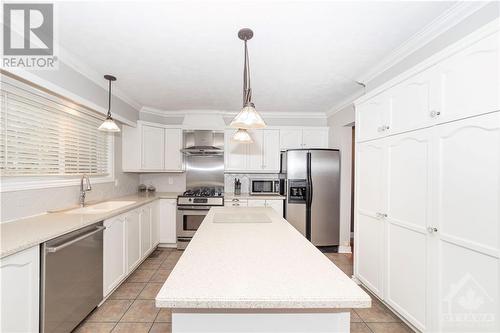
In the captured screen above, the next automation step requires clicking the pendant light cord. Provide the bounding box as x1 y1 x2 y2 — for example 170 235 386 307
107 79 112 118
243 39 252 106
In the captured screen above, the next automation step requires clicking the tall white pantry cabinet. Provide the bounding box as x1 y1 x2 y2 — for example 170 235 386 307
354 21 499 333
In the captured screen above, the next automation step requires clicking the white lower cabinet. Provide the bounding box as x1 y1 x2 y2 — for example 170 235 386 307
0 245 39 333
151 200 160 247
125 209 141 273
140 205 152 257
159 199 177 244
103 215 127 296
355 111 500 332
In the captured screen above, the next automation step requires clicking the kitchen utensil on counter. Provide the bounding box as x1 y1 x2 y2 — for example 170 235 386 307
138 184 147 192
234 178 241 195
147 184 156 192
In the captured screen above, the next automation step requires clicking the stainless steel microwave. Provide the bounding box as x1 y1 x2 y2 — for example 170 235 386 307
250 179 280 195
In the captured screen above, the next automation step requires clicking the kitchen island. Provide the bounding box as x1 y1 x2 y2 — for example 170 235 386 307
156 207 371 332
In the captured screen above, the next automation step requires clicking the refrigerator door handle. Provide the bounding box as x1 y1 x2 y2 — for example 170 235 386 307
305 152 312 240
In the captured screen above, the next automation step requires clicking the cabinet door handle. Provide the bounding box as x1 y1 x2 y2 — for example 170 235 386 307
232 199 239 202
427 226 438 233
430 110 441 118
376 212 388 219
233 203 240 206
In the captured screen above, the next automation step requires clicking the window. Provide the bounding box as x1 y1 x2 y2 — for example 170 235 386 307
0 75 113 190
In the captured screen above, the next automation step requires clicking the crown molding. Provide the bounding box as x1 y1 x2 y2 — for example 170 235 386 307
140 106 328 119
57 47 142 111
356 1 490 85
325 90 365 117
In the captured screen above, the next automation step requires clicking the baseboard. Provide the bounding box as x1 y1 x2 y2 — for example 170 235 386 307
338 245 352 253
158 243 177 248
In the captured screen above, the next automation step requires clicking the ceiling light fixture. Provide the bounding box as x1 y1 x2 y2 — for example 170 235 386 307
98 74 120 132
230 28 266 137
232 128 254 143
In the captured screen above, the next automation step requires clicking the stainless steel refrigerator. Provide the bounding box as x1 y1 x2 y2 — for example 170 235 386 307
282 149 340 246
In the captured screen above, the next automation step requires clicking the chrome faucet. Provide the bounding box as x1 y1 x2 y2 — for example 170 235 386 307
79 174 92 207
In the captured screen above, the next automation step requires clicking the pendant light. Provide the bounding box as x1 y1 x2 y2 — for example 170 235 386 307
232 128 254 143
230 28 266 131
98 74 120 132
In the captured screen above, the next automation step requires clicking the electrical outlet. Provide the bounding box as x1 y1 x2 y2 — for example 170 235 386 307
114 179 119 187
168 177 174 185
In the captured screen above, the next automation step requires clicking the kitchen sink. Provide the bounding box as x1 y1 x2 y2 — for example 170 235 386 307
65 201 136 214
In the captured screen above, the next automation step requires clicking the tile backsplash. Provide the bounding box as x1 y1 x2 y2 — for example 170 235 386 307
224 173 279 194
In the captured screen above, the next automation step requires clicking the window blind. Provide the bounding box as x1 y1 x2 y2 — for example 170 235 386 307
0 77 110 177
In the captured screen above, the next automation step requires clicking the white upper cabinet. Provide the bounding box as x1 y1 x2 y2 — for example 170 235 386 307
164 128 183 171
262 129 281 171
438 31 500 124
142 124 165 170
224 129 248 171
247 130 265 171
390 68 438 134
122 121 183 172
356 91 392 142
280 128 329 150
280 129 303 150
225 129 281 173
356 30 500 142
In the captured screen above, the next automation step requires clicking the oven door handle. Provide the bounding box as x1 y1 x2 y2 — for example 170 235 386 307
177 207 211 211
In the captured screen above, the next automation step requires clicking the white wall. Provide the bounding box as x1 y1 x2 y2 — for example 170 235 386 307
139 173 186 193
1 128 140 222
327 105 355 253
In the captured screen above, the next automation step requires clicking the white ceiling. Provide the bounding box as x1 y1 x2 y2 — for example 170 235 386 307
58 1 456 114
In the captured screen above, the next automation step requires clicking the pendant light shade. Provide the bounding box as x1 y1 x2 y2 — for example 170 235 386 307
230 28 266 130
98 116 120 132
230 104 266 129
99 74 120 132
232 128 253 143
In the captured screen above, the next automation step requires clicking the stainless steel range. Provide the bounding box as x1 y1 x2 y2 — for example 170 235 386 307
177 130 224 249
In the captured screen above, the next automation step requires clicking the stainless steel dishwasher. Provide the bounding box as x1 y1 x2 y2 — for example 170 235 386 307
40 222 105 333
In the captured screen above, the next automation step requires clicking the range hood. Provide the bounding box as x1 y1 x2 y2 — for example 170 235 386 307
181 130 224 156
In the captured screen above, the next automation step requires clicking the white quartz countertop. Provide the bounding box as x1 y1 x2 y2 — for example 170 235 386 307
224 193 286 200
0 192 181 258
156 207 371 309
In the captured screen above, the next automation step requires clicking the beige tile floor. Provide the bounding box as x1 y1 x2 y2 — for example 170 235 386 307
75 248 413 333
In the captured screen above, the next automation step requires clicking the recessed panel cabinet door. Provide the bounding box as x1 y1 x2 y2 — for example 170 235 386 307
224 129 247 171
103 217 126 297
247 130 264 171
280 129 303 150
0 246 39 333
356 92 391 142
385 130 431 332
263 129 280 171
140 206 152 257
126 210 141 273
355 140 386 298
159 199 177 244
390 69 436 134
142 125 165 170
165 128 183 171
439 32 500 123
151 200 160 247
432 112 499 333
